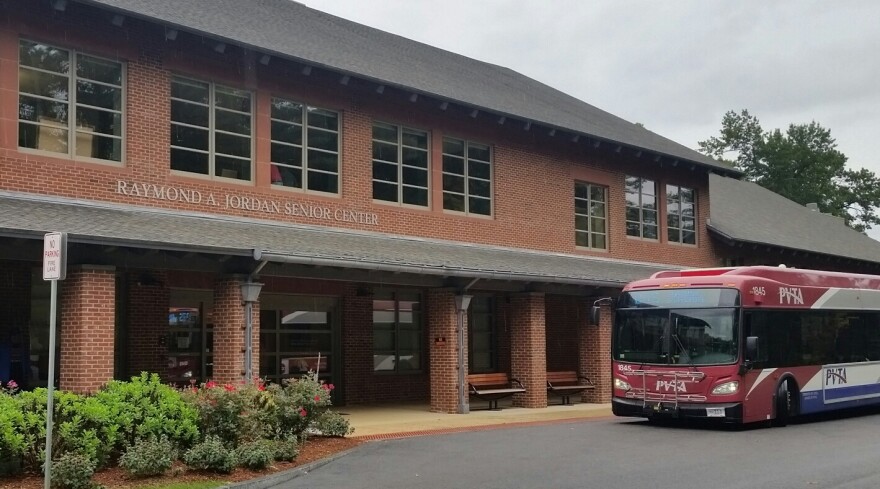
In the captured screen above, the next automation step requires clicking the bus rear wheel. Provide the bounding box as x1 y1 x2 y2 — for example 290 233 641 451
773 380 792 427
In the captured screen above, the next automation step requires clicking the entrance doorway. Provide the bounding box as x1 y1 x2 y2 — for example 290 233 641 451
260 295 341 398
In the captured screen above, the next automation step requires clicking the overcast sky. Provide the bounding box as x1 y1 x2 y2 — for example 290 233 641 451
306 0 880 238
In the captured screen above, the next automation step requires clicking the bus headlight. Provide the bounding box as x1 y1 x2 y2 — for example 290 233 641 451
614 378 631 392
711 381 739 395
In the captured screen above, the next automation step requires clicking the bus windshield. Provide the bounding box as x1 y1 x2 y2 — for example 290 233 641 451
613 307 739 365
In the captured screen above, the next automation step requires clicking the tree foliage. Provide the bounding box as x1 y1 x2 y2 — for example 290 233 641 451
699 109 880 232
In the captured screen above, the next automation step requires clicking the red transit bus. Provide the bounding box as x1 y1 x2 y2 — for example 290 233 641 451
606 266 880 425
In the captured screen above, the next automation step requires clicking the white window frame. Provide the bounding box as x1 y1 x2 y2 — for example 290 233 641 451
441 137 493 217
371 121 430 207
170 75 254 182
17 38 126 165
575 181 608 250
269 96 341 195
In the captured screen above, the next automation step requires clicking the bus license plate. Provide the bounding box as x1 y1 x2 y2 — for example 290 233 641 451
706 407 725 417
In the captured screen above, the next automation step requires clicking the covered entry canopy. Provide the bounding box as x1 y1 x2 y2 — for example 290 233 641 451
0 192 674 290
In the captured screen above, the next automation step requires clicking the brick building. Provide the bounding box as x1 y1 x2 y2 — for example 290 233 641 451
5 0 872 413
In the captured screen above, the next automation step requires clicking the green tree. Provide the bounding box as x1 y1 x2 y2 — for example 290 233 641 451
699 109 880 232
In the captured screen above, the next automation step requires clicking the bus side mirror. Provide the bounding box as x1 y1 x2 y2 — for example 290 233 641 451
745 336 758 362
590 306 601 325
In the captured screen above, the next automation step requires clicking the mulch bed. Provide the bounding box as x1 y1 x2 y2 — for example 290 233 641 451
0 436 363 489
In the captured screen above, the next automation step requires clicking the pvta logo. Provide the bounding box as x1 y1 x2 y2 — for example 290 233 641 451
655 380 687 392
825 367 847 386
779 287 804 305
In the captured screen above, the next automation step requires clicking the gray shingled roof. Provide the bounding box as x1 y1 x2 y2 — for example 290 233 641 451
77 0 737 175
0 193 672 286
708 174 880 264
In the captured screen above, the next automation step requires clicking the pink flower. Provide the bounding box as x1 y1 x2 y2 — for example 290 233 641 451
6 380 18 390
314 395 321 401
205 380 217 389
224 384 235 392
322 383 335 391
299 407 307 417
257 384 266 391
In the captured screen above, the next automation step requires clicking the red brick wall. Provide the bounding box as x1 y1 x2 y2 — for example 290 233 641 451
581 303 612 402
211 278 259 384
428 289 461 413
2 1 718 271
509 293 547 408
59 266 116 393
124 270 169 379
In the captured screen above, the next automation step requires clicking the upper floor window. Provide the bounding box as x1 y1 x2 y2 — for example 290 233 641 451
667 184 696 245
575 181 608 250
373 290 423 373
625 176 657 240
372 122 429 206
18 39 123 162
442 138 492 216
270 97 339 193
171 76 252 181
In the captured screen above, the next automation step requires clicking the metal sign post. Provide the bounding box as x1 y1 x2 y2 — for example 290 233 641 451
42 232 67 489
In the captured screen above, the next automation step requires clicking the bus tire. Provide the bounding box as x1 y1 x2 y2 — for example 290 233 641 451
773 380 792 427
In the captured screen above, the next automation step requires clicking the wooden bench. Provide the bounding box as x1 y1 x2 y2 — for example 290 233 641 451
468 372 526 410
546 371 594 405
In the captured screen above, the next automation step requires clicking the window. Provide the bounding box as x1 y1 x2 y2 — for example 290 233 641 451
468 296 498 373
625 176 657 239
575 182 607 250
18 39 123 162
270 97 340 193
166 289 213 385
442 138 492 216
373 290 423 373
667 184 696 245
372 122 429 206
171 77 252 181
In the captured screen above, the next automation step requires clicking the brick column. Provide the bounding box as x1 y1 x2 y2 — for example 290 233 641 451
212 278 259 384
428 288 464 413
126 270 169 379
510 293 546 408
581 303 612 403
342 283 373 404
60 266 116 394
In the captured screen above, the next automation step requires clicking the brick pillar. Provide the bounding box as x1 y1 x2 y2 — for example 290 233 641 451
126 270 169 379
581 303 612 403
342 283 373 404
510 293 547 408
60 266 116 394
212 278 260 384
428 288 464 413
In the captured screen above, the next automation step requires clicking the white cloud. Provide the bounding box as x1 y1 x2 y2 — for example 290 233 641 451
305 0 880 238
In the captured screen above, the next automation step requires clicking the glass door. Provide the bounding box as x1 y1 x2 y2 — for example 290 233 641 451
260 295 340 392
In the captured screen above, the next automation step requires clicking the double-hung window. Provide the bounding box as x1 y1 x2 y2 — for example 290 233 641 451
373 290 423 373
171 77 252 181
625 176 658 239
442 137 492 216
667 184 696 245
575 181 608 250
372 122 429 206
270 97 339 193
18 39 123 162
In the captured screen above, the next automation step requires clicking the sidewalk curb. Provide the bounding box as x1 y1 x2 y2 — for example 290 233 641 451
222 446 363 489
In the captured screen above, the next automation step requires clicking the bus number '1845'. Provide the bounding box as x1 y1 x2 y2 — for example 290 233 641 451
751 286 766 296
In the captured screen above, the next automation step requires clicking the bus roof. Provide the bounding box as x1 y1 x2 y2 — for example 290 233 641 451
644 266 880 290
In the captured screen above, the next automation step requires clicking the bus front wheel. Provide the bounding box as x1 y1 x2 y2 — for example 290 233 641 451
773 380 792 427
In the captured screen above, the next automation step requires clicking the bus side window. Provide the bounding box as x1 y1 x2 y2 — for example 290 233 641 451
743 312 769 365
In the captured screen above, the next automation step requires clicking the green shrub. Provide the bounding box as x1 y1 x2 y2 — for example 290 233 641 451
95 372 199 454
15 389 118 471
270 437 300 462
0 389 26 463
260 375 334 441
118 436 175 477
50 452 96 489
183 436 236 473
235 439 274 470
312 410 353 437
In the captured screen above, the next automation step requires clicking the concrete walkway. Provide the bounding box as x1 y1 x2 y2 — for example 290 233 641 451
341 401 613 440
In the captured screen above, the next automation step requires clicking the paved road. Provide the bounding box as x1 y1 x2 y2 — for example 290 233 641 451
285 409 880 489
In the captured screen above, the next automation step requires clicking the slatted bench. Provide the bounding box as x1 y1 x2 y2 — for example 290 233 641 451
468 372 526 410
546 371 595 405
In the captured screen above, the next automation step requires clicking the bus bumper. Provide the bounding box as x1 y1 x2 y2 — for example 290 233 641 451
612 397 743 423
